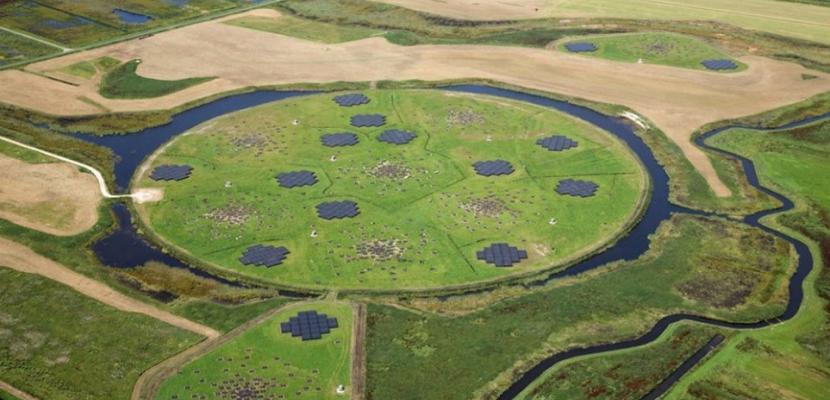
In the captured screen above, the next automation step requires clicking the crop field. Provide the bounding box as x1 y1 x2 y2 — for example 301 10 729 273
558 32 745 72
224 14 383 43
0 268 199 400
155 302 352 400
518 323 722 399
0 29 59 66
365 214 794 399
135 89 646 291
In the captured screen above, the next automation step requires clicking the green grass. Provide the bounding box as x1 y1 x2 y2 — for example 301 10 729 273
663 119 830 399
518 323 722 399
0 140 52 164
0 268 200 400
224 14 383 43
155 301 352 400
559 32 745 72
365 214 793 399
0 388 22 400
546 0 830 45
100 59 213 99
136 89 646 291
59 56 120 79
0 30 60 66
169 297 296 333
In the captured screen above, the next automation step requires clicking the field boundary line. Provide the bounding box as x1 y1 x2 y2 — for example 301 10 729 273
0 134 132 200
0 379 39 400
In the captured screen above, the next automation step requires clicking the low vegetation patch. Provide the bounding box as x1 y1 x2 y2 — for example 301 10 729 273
0 268 199 400
0 30 60 67
559 32 745 72
520 324 722 399
100 59 213 99
155 302 352 400
58 56 119 79
225 14 383 43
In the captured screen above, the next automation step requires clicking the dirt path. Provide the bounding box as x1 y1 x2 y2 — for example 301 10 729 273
4 10 830 196
0 380 38 400
0 237 220 339
0 154 100 236
351 303 367 400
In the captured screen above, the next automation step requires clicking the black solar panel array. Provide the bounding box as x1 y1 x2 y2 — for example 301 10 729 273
565 42 597 53
280 310 339 341
476 243 528 267
277 170 318 188
537 135 578 152
239 244 290 267
351 114 386 127
316 200 360 219
150 164 193 181
701 59 738 70
473 160 514 176
321 132 359 147
333 93 370 107
556 178 599 197
378 129 417 145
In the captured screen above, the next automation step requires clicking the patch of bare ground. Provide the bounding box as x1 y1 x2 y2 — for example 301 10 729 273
351 303 367 400
5 9 830 196
0 155 100 236
0 237 219 339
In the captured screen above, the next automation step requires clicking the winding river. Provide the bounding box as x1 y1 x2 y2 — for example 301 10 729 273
70 85 826 399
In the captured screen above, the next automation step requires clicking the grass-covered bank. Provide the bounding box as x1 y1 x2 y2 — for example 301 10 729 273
365 214 794 399
517 323 724 399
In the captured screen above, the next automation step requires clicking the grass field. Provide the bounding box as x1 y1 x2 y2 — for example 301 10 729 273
0 387 22 400
663 119 830 399
100 59 213 98
58 56 119 79
224 14 383 43
559 32 745 72
136 89 646 291
365 214 793 399
155 301 352 400
518 323 722 399
0 268 200 400
0 30 60 67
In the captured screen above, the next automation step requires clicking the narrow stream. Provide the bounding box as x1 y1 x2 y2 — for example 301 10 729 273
69 85 829 399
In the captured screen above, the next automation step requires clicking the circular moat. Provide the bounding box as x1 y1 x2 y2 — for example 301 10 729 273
133 89 648 291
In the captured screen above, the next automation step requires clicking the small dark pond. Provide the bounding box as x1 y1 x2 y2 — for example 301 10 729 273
113 9 153 25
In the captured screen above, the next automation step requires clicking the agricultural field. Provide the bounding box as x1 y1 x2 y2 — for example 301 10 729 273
155 302 353 400
224 14 383 43
57 56 119 80
135 89 646 291
558 32 746 72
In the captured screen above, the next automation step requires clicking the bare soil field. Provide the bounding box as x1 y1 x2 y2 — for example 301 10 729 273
3 9 830 196
0 237 219 338
0 155 100 236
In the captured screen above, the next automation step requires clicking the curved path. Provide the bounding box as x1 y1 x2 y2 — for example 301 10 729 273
0 135 133 200
0 237 220 339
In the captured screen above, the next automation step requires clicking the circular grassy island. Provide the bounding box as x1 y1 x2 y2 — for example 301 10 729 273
135 89 647 292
